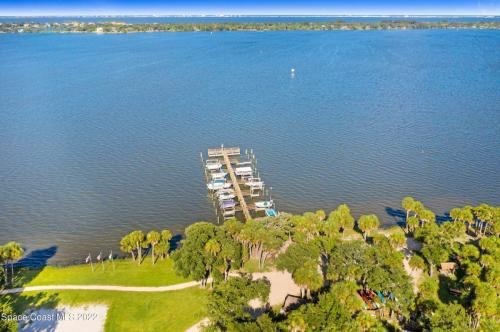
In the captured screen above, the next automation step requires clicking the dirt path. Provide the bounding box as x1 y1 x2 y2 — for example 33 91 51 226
0 279 209 295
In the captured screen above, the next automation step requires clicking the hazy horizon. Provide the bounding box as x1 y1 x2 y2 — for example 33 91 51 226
1 0 499 16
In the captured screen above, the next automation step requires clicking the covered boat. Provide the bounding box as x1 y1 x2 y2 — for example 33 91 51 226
255 200 273 209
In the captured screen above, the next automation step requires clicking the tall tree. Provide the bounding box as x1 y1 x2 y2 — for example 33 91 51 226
402 196 416 222
389 231 406 250
146 230 161 264
429 303 471 332
156 229 172 259
358 214 380 241
473 204 493 236
206 275 270 330
337 204 355 237
406 216 419 234
409 255 426 272
1 242 24 285
292 259 323 299
327 241 369 282
471 282 497 329
421 243 449 276
172 222 217 286
119 234 135 260
128 230 147 265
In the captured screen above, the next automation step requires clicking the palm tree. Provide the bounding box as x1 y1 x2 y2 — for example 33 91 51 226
120 234 136 260
147 231 161 264
338 204 355 237
389 232 406 250
0 245 8 285
2 242 23 285
288 312 308 332
158 229 172 259
402 196 416 221
473 204 493 236
292 260 323 299
204 239 221 257
407 216 419 234
462 206 474 234
419 209 436 227
128 231 147 265
358 215 380 241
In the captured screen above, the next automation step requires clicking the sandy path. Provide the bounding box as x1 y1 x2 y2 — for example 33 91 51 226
403 257 423 294
185 318 209 332
0 279 209 295
251 270 301 306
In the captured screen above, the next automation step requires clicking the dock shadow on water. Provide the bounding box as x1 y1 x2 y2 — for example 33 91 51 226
13 246 58 286
384 207 406 227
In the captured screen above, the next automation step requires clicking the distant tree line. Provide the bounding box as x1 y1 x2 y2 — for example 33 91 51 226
119 229 172 265
2 20 499 34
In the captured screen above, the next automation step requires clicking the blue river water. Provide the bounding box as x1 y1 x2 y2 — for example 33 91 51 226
0 29 499 264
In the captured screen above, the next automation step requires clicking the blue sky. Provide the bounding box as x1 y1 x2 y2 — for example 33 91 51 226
1 1 499 16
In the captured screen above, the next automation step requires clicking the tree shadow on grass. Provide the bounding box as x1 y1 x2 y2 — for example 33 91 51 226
12 246 58 287
437 274 462 305
6 292 61 332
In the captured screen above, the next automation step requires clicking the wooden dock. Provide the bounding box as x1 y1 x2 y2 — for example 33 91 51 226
208 147 240 158
221 149 252 221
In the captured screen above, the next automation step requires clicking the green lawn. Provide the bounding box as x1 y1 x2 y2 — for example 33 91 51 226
9 287 208 332
16 258 190 287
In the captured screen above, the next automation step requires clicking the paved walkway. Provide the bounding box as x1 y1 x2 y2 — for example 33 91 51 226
0 279 209 295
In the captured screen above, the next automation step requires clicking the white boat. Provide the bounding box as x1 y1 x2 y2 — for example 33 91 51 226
211 172 227 180
206 159 222 171
218 193 236 200
216 188 235 195
255 200 274 209
245 177 264 188
236 161 252 166
246 181 264 189
235 166 253 176
207 179 231 190
220 200 236 209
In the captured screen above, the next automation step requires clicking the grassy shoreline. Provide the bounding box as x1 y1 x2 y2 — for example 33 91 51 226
3 257 206 332
15 258 190 287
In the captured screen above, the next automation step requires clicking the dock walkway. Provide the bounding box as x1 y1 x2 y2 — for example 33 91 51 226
221 150 252 221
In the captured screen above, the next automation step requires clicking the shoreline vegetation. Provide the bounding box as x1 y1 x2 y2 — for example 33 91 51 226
1 199 499 331
1 20 499 34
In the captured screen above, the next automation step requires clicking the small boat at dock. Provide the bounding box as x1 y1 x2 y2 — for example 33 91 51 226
255 200 274 209
245 177 264 189
206 159 222 171
207 179 232 190
235 166 253 176
220 200 236 209
218 193 236 200
216 188 235 195
265 209 278 217
211 171 227 180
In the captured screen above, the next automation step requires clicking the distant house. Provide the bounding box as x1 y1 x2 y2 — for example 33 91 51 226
440 262 457 275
